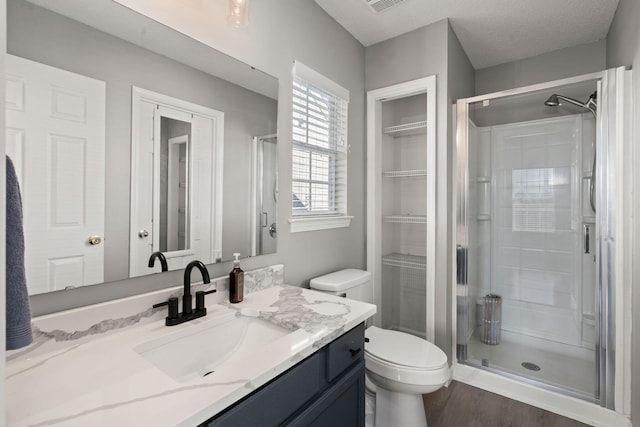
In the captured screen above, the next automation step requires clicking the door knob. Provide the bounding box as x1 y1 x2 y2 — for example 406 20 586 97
269 223 277 238
88 235 102 245
139 229 149 238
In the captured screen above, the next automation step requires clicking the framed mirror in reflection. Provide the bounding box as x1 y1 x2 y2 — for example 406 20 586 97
6 0 278 295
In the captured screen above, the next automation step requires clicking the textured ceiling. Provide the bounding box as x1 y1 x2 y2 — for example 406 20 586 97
313 0 619 69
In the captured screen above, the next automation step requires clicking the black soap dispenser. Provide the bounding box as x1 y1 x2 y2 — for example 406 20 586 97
229 252 244 303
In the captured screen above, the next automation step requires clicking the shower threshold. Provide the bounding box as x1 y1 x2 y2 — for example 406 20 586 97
464 330 597 402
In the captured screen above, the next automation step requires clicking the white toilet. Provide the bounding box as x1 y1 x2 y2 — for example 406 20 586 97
310 269 450 427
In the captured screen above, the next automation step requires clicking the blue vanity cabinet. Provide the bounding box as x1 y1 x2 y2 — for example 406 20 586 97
284 360 365 426
203 323 365 427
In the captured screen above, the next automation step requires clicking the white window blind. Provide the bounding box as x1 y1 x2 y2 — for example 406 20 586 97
291 61 349 223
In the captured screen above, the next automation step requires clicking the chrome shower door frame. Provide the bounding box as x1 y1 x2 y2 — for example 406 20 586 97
453 67 632 417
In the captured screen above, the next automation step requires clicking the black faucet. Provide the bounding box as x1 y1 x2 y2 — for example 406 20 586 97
153 260 216 326
182 260 210 315
148 251 168 272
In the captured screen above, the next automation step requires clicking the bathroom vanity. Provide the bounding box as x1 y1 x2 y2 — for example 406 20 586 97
5 266 376 426
206 323 365 426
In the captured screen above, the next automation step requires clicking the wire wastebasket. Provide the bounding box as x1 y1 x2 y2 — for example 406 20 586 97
482 294 502 345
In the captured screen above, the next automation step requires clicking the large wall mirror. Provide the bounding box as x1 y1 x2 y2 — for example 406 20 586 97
6 0 279 295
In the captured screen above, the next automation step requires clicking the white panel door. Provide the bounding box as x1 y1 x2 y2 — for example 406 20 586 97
5 54 106 294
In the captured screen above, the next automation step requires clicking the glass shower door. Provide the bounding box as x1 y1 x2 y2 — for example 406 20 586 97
457 81 599 402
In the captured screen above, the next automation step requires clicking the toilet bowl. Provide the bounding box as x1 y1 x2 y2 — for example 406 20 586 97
365 326 449 427
366 326 449 393
309 269 450 427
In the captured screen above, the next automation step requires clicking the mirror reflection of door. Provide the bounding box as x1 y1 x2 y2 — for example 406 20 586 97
130 87 223 277
251 135 277 256
5 54 106 294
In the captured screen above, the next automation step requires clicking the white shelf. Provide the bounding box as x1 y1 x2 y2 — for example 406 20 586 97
382 253 426 270
383 215 427 224
382 120 427 137
382 169 427 178
477 176 491 183
476 214 491 221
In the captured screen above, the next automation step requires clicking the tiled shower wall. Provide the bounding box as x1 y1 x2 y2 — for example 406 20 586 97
472 113 595 349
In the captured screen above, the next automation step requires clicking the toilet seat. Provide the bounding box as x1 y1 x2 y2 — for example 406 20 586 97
364 326 449 387
365 326 447 369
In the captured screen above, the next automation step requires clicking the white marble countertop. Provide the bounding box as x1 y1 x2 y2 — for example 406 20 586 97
6 285 376 426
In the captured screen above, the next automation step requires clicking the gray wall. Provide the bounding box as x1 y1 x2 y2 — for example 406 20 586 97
365 19 475 356
16 0 365 314
475 40 606 95
447 23 476 102
606 0 640 421
216 1 367 288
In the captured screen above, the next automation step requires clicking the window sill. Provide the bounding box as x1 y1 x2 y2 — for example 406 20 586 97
288 215 354 233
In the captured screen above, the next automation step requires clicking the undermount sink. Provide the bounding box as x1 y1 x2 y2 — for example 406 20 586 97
135 311 289 382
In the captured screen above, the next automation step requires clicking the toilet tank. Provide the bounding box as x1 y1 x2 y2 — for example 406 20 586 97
309 269 372 304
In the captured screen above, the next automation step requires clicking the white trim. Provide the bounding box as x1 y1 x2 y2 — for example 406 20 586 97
132 87 222 119
292 60 350 102
212 113 224 263
463 71 604 105
251 134 278 255
250 137 259 256
288 215 353 233
366 76 436 343
613 67 632 416
452 364 631 427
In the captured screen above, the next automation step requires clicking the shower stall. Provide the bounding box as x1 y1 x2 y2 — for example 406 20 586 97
454 68 631 416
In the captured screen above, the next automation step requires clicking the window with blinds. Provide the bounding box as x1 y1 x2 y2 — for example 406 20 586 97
291 62 349 226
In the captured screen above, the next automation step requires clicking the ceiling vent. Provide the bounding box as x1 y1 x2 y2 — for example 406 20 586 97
363 0 407 13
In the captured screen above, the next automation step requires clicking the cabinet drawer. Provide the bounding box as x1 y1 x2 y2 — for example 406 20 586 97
326 323 365 382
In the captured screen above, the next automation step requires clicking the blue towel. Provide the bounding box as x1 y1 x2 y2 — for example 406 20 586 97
6 155 32 350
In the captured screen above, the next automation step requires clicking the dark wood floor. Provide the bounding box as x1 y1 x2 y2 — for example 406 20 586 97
423 381 592 427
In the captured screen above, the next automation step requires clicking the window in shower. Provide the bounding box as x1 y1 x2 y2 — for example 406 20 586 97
511 167 556 233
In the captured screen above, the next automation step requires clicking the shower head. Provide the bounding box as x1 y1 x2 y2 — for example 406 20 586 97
545 90 598 213
544 94 560 107
544 92 597 118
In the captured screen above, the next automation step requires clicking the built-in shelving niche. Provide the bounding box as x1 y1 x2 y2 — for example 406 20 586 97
367 76 437 342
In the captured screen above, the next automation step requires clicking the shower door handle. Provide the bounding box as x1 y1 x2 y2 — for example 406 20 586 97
583 224 590 254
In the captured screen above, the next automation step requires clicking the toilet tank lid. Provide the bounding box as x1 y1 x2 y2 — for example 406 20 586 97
309 269 371 292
